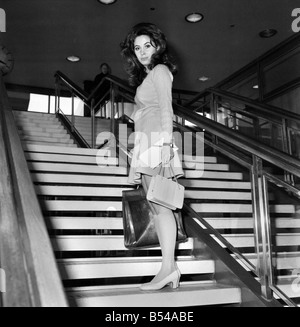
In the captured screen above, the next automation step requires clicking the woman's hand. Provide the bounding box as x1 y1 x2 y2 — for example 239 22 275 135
161 145 173 166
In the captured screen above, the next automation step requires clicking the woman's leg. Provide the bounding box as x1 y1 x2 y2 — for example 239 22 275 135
141 175 179 283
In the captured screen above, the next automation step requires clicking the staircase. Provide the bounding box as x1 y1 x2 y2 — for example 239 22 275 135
12 110 300 306
15 110 77 147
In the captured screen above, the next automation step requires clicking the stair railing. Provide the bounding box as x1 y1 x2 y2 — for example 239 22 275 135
183 87 300 164
0 76 68 307
173 102 300 306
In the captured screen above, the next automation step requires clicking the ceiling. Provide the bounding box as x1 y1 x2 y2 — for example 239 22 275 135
0 0 299 92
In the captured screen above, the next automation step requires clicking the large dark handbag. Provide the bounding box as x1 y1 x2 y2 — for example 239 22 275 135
122 186 187 249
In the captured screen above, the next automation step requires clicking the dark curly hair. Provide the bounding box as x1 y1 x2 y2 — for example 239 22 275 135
120 23 177 87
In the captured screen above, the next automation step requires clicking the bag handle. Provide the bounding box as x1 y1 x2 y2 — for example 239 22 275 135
158 164 180 185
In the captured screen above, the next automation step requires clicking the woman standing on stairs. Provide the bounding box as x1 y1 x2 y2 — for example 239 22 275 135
121 23 184 291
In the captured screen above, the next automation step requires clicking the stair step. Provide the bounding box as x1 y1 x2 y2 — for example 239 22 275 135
32 173 130 185
22 141 77 148
184 170 243 180
180 154 217 163
182 162 229 171
46 216 300 232
42 200 123 212
23 144 111 157
51 235 194 251
205 217 300 229
57 257 215 280
181 179 251 189
36 185 134 197
18 126 65 133
19 130 70 138
37 185 251 200
27 162 127 175
13 111 56 118
46 216 124 230
66 281 241 307
214 233 300 248
16 122 65 130
21 135 74 144
191 203 296 214
276 276 300 299
25 152 118 166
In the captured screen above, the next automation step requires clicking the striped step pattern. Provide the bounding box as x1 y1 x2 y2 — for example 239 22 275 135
13 110 77 147
23 146 244 306
16 110 300 306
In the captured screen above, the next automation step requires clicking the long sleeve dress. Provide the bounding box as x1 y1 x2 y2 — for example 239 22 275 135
128 64 184 185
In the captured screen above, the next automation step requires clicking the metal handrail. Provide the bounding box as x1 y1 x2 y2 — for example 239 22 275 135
55 71 89 102
185 87 300 125
173 103 300 178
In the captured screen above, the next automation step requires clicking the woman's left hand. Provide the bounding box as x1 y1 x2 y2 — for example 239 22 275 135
161 145 173 166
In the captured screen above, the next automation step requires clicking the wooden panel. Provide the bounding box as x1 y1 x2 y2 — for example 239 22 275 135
0 77 68 307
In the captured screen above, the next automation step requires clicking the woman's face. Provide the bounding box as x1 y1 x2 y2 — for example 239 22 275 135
101 65 109 74
134 35 158 71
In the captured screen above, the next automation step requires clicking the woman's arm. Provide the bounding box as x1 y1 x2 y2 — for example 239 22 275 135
152 65 174 164
152 65 174 144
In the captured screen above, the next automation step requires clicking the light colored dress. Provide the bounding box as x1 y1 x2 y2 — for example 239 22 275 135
128 64 184 185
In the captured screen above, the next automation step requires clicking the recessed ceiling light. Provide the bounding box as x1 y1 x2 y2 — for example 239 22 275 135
198 76 210 82
259 29 277 38
98 0 117 4
66 55 81 63
252 85 259 89
185 13 204 23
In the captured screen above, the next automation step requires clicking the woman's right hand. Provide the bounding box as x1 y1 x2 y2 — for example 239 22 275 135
161 145 173 166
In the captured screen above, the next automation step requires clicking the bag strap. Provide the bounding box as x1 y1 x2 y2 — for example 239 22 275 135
158 164 179 185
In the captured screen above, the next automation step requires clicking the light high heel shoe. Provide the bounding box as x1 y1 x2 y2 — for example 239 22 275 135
140 270 181 291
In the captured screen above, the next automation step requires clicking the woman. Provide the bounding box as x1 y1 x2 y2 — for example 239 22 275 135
121 23 184 291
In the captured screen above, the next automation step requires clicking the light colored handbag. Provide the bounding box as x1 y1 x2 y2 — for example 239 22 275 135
146 166 185 210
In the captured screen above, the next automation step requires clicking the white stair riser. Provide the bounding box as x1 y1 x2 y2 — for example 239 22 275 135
46 216 300 231
58 259 215 279
19 130 70 138
23 144 111 156
26 153 118 166
28 162 127 175
191 203 296 213
23 141 76 148
51 236 194 251
37 186 252 201
67 286 241 307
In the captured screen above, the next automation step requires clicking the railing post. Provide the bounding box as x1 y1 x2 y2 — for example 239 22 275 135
110 83 116 135
71 91 75 133
210 93 218 149
281 118 294 184
55 77 60 115
91 98 95 149
251 155 274 300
